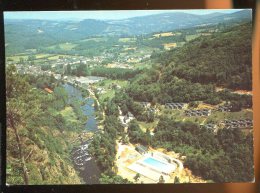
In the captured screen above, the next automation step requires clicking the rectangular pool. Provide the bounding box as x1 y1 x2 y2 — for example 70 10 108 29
143 157 170 171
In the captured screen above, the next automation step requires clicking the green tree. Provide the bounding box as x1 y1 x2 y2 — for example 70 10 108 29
6 65 41 185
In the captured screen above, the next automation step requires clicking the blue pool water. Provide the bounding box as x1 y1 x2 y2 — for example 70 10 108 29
143 157 169 171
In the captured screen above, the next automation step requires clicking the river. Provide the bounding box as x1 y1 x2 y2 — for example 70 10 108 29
63 83 101 184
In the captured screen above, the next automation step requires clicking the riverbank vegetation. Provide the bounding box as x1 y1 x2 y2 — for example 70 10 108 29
88 101 132 183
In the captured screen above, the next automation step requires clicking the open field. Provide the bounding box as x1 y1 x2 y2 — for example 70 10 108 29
59 43 77 50
163 43 177 50
81 37 106 42
119 38 136 42
153 32 175 38
47 43 77 51
185 34 201 41
137 120 159 133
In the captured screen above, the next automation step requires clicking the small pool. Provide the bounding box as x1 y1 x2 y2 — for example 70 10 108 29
143 157 170 171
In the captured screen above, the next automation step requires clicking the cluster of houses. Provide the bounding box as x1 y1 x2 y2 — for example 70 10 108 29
16 65 41 75
117 53 151 64
185 109 212 117
15 64 59 77
220 119 253 129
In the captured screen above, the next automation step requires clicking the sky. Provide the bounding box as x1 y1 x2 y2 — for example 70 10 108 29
4 9 246 21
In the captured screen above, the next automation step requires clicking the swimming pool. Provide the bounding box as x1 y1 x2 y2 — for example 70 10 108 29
128 155 177 181
143 157 169 170
141 157 177 174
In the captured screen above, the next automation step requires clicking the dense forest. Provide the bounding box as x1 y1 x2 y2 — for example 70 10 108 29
153 116 254 182
91 67 141 80
126 67 252 109
152 22 252 90
126 22 252 110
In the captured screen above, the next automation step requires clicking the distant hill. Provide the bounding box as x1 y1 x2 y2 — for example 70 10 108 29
4 10 252 55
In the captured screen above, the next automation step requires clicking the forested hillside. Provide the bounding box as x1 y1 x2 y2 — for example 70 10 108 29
153 22 252 90
6 65 83 184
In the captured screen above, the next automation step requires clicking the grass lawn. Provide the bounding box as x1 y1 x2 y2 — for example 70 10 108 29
35 53 53 59
98 90 115 104
7 55 28 62
58 43 77 50
47 54 72 60
137 120 159 132
7 53 55 63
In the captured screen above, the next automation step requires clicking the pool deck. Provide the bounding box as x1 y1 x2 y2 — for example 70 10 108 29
115 141 184 183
